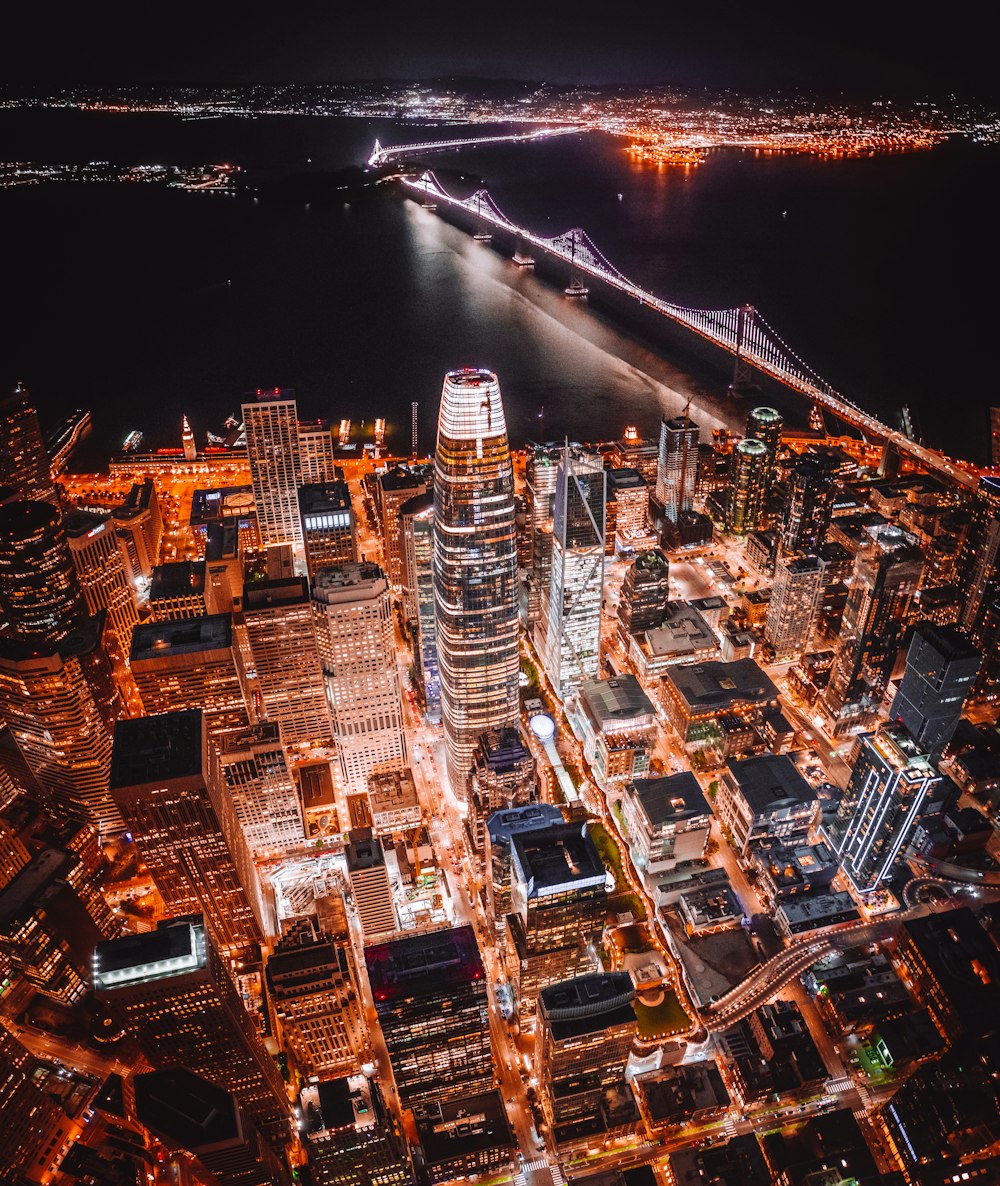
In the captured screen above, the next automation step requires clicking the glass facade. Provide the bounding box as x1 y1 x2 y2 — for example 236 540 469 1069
726 438 768 535
655 414 699 522
433 369 520 791
0 501 87 644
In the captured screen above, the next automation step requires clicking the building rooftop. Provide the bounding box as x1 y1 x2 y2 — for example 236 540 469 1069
243 576 310 611
725 753 816 815
899 908 1000 1029
607 468 648 493
129 613 233 663
301 1075 378 1136
639 1062 730 1123
109 709 205 790
378 465 427 492
414 1089 514 1166
625 773 706 829
639 601 717 661
345 828 387 871
204 521 239 562
775 891 860 927
510 823 606 898
298 481 352 516
486 803 564 847
149 560 207 602
62 507 110 540
189 486 255 526
666 659 779 714
134 1068 241 1150
367 768 419 814
538 972 634 1026
311 562 387 601
93 917 207 991
578 675 656 730
0 847 75 928
365 923 485 1003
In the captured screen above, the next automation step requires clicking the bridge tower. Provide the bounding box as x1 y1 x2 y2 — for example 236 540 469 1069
512 234 535 267
728 304 761 400
472 192 492 242
564 230 589 298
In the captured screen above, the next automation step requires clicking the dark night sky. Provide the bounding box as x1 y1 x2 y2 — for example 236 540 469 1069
4 2 995 100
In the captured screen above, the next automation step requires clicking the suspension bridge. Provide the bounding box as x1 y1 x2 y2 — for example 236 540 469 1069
368 126 582 168
401 168 981 490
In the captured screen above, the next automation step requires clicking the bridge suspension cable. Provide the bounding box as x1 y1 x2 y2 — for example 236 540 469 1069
368 126 582 168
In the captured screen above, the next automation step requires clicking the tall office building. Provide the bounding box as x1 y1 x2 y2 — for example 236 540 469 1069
956 475 1000 645
345 828 398 939
505 822 608 1016
312 563 407 793
0 1028 68 1182
616 548 670 647
0 383 56 505
130 614 251 745
484 803 565 935
299 481 356 579
93 915 291 1150
823 723 947 893
399 492 440 724
297 420 338 483
378 466 427 587
300 1074 411 1186
535 973 636 1143
217 722 304 858
364 924 493 1108
242 389 303 553
746 405 783 488
433 370 520 791
543 447 606 699
112 477 163 589
0 501 87 644
63 508 139 657
243 577 332 747
889 623 980 759
265 915 364 1078
466 727 538 858
655 414 699 522
108 710 265 951
0 618 122 833
780 455 837 554
765 554 826 659
825 525 923 729
725 438 768 535
523 443 563 630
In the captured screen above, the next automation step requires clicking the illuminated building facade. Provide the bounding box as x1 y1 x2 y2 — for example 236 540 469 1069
543 447 606 699
63 508 139 657
0 1028 68 1182
824 724 947 893
725 438 768 535
957 475 1000 651
0 501 87 644
217 722 304 858
242 389 303 553
93 915 291 1151
655 414 699 522
299 481 356 579
523 443 562 631
780 455 836 553
616 548 670 647
312 563 407 793
148 559 213 621
300 1074 411 1186
746 405 782 489
605 467 649 550
345 828 398 939
485 803 564 935
466 726 538 858
378 465 427 587
112 477 162 587
364 924 493 1108
297 420 338 483
399 492 440 724
243 577 332 747
765 554 826 660
108 710 265 950
432 370 520 790
0 383 56 504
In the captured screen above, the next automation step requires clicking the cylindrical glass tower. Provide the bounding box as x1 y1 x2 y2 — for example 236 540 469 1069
726 438 768 535
433 369 520 791
0 500 88 644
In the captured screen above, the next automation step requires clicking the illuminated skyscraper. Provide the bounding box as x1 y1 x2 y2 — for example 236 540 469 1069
313 562 407 792
433 369 520 790
466 727 538 858
746 405 783 488
957 475 1000 645
823 723 947 892
725 439 768 535
297 420 338 483
889 623 980 760
93 915 291 1151
0 501 87 644
0 1028 67 1181
616 548 670 647
108 710 265 951
523 443 563 631
543 447 606 699
241 389 303 553
299 481 356 579
0 383 56 505
655 414 699 523
378 465 427 587
780 455 837 554
765 554 826 659
217 722 304 859
182 414 197 461
63 508 139 659
399 492 440 723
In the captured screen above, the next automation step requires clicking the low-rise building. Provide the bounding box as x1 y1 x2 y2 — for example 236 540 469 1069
367 767 422 836
677 884 743 933
635 1062 730 1136
747 836 837 906
627 600 719 678
714 753 817 852
300 1074 411 1186
618 773 710 882
661 659 779 759
568 674 657 785
716 1000 827 1105
774 890 860 937
414 1090 514 1185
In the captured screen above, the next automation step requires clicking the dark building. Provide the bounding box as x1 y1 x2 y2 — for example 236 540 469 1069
535 972 636 1145
889 622 980 758
299 480 357 578
716 1000 827 1105
0 500 87 644
760 1109 878 1186
956 475 1000 649
134 1067 290 1185
0 1019 67 1180
666 1133 771 1186
484 802 565 934
0 383 56 505
300 1074 412 1186
466 726 538 858
781 454 837 554
616 548 670 646
635 1062 730 1135
364 924 492 1108
414 1089 515 1184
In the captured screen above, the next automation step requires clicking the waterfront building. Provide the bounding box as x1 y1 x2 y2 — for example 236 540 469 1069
619 773 710 880
0 617 122 833
108 710 265 950
378 464 427 587
181 413 197 460
130 614 251 745
433 370 520 790
746 405 782 489
824 723 947 893
399 492 440 723
824 524 923 730
93 915 291 1150
535 972 636 1145
299 481 356 578
484 803 564 934
313 562 407 792
148 559 214 620
0 500 87 644
781 454 837 553
217 722 303 858
63 508 139 656
297 419 338 483
715 752 817 853
135 1067 290 1186
655 415 699 522
616 548 670 648
889 622 980 759
265 915 364 1079
242 388 303 553
300 1074 411 1186
345 828 398 939
112 477 162 587
415 1089 514 1184
765 554 826 660
364 924 493 1108
725 438 768 534
243 576 333 747
605 467 649 551
506 822 608 1015
523 443 562 630
0 383 56 504
466 726 538 858
543 447 606 698
0 818 119 1004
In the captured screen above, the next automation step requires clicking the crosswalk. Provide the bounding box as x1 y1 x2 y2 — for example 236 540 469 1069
515 1157 562 1186
723 1112 741 1138
826 1076 854 1094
